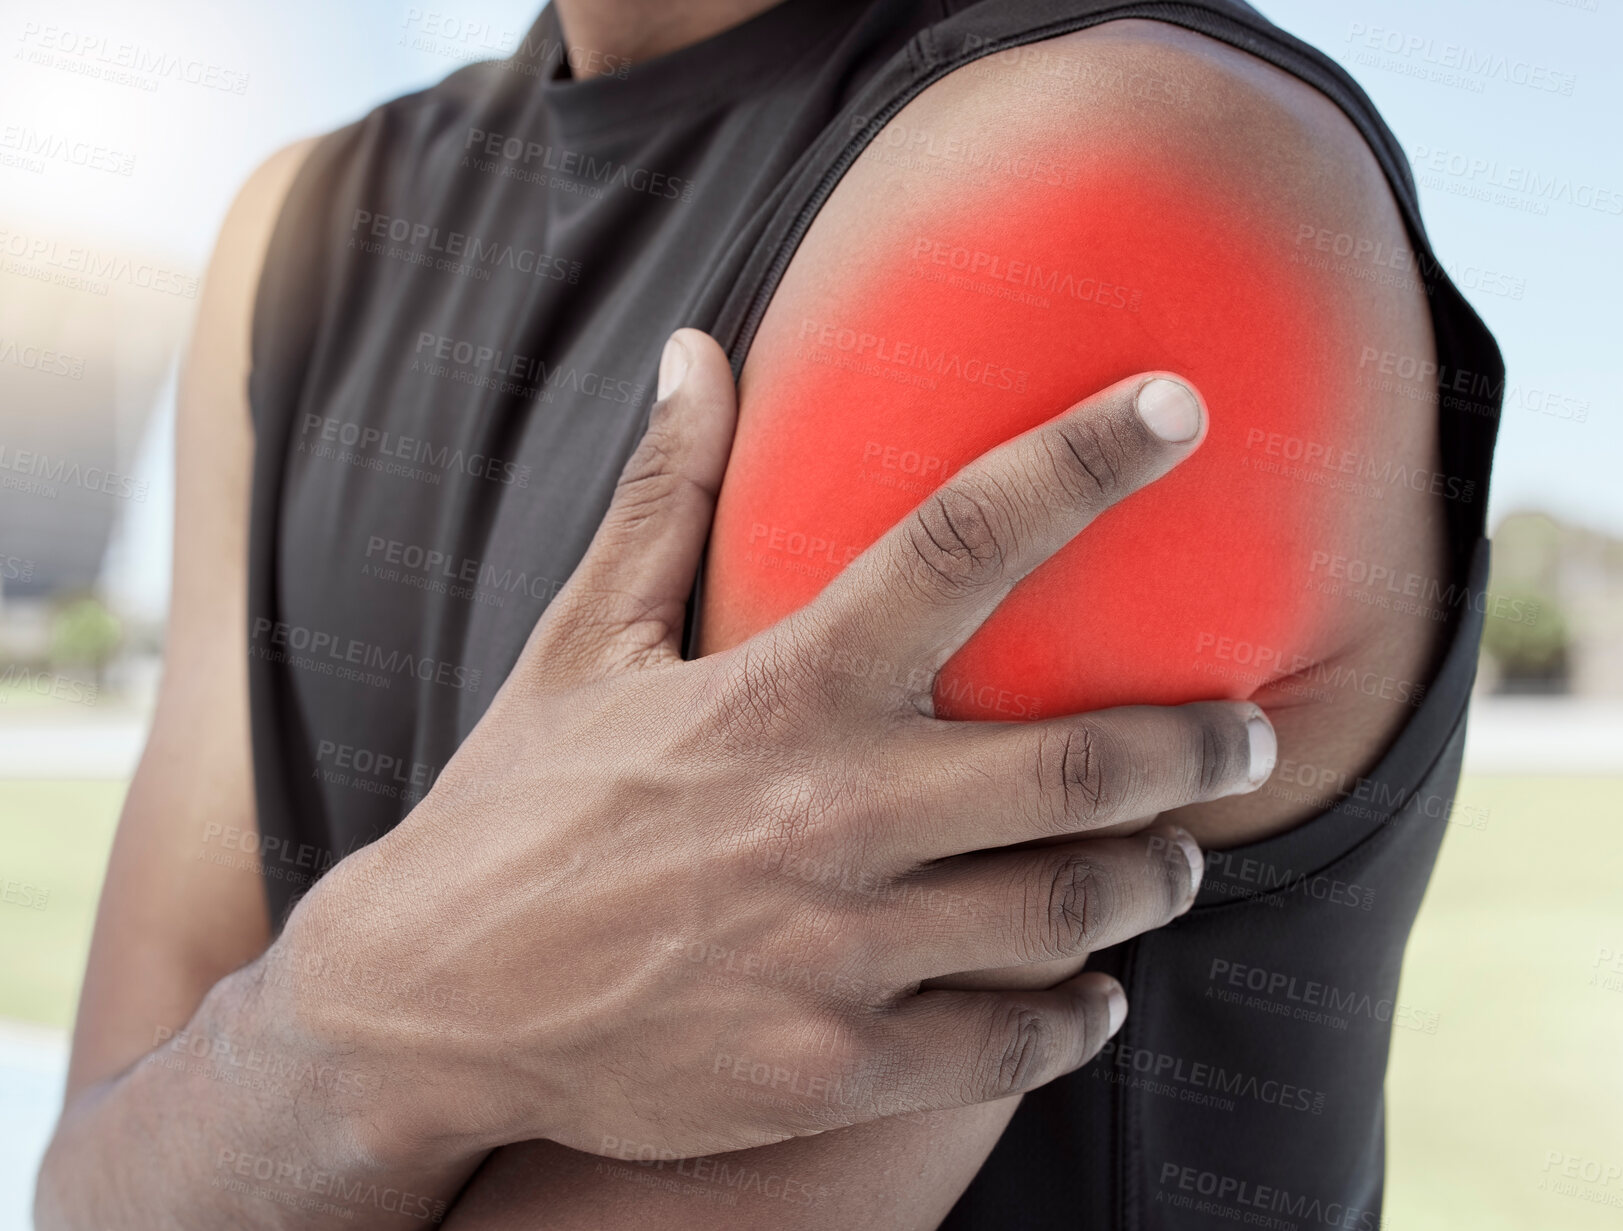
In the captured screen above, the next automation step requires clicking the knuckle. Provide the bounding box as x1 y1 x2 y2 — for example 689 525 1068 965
812 924 869 981
1186 705 1244 799
1151 832 1193 916
607 472 679 538
607 419 705 535
1073 988 1111 1061
977 1004 1051 1100
1047 417 1129 507
1035 724 1118 832
795 1007 867 1075
1033 853 1107 959
616 429 684 504
582 589 679 661
902 481 1009 600
754 1011 870 1131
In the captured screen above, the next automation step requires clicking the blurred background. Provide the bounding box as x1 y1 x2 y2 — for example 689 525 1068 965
1 0 1619 1226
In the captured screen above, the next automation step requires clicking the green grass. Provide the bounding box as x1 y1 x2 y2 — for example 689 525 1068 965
1385 776 1623 1231
0 780 124 1027
1 776 1620 1226
0 678 98 710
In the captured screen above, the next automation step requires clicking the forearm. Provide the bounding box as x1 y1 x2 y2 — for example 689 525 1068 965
444 923 1107 1228
37 952 480 1230
447 1102 1021 1231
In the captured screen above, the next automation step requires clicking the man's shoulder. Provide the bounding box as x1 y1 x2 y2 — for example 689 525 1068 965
735 16 1447 845
876 17 1396 229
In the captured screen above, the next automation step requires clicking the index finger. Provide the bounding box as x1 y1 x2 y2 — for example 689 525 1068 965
795 373 1207 709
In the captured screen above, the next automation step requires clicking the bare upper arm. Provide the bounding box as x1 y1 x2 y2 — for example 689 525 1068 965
701 18 1446 848
65 138 317 1098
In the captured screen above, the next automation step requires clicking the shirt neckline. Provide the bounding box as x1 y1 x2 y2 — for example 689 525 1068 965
527 0 870 140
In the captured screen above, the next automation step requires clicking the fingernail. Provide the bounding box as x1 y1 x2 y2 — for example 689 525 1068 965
657 333 690 401
1105 980 1127 1036
1137 378 1202 442
1247 715 1277 786
1171 828 1204 910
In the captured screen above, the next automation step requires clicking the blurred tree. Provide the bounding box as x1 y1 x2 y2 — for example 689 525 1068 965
1481 587 1569 694
49 596 123 689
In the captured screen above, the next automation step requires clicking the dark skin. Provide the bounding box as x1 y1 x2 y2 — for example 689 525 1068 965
445 16 1444 1231
551 0 783 73
36 8 1443 1230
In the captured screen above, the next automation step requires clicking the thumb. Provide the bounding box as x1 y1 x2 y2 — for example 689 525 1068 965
521 328 738 685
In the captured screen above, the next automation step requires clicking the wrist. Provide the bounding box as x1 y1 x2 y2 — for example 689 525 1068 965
255 857 505 1174
239 913 425 1174
183 959 479 1222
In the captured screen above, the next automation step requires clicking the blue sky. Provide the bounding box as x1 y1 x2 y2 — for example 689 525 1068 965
5 0 1616 616
1263 0 1620 534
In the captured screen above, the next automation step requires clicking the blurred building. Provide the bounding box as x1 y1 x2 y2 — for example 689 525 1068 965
0 248 189 600
0 238 191 674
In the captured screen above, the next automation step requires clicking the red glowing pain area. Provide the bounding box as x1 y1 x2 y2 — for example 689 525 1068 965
700 155 1367 721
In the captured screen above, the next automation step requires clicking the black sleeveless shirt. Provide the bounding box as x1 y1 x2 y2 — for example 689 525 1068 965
247 2 1504 1226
